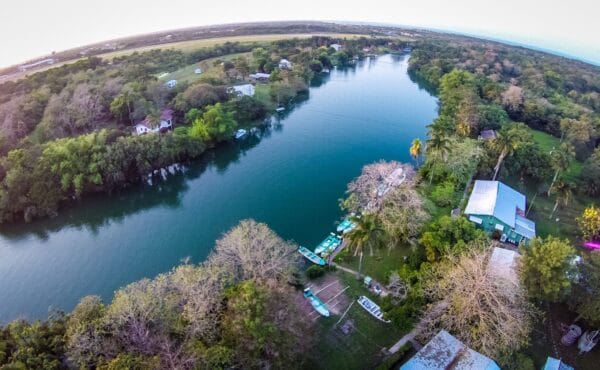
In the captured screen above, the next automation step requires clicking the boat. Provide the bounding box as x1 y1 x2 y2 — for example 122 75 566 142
336 218 356 234
314 233 342 255
298 246 327 265
357 296 390 323
275 107 285 113
234 129 247 140
303 288 330 317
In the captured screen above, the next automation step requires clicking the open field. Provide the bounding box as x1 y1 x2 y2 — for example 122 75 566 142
157 52 251 84
95 33 369 59
2 33 370 83
527 127 584 180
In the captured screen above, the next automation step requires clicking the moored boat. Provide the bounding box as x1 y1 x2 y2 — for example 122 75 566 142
234 129 247 140
357 295 390 323
314 233 342 255
303 288 330 317
298 246 327 265
336 218 356 234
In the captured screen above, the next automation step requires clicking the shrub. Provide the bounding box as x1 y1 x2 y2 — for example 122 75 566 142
305 265 335 279
430 181 456 207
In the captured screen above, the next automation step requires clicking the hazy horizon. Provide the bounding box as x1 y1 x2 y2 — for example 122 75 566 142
1 0 599 68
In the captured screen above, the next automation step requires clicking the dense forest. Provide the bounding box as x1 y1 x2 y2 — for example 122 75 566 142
0 36 404 222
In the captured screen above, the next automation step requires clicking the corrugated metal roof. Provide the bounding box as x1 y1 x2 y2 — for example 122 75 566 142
464 180 498 217
401 330 499 370
465 180 528 228
515 215 536 239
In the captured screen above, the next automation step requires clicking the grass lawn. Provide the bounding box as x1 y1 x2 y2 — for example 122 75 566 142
335 246 411 283
305 270 409 369
527 127 583 180
96 33 368 59
500 127 596 241
157 52 250 84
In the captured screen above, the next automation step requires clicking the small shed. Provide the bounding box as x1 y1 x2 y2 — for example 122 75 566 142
478 129 498 140
278 59 293 69
231 84 255 97
165 79 177 89
194 68 203 74
330 44 342 52
249 72 271 81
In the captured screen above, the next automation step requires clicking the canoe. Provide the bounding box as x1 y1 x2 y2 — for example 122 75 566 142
298 246 327 265
357 295 390 323
234 129 247 140
304 288 330 317
336 218 356 234
314 233 342 255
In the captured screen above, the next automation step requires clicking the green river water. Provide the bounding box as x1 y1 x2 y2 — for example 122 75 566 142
0 54 437 322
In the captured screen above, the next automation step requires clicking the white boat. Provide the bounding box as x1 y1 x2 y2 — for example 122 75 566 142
234 129 247 140
275 107 285 113
357 296 390 323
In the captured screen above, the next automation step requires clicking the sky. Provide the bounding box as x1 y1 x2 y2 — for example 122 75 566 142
1 0 599 68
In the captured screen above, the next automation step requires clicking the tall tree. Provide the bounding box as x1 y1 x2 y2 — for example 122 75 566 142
548 142 575 196
409 138 423 167
577 206 600 242
425 130 450 184
521 236 576 302
548 179 573 219
345 213 385 256
491 124 528 181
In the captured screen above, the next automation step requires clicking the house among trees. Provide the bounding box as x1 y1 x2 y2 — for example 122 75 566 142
465 180 536 245
230 84 255 97
400 330 500 370
134 109 174 135
478 129 498 140
249 72 270 82
278 58 293 69
165 79 177 89
330 43 342 51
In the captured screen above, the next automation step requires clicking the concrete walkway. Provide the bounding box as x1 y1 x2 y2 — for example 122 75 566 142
388 328 420 353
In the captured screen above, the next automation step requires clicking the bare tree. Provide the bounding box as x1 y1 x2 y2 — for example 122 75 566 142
345 161 415 212
379 184 430 249
208 219 301 284
419 248 538 360
501 85 524 114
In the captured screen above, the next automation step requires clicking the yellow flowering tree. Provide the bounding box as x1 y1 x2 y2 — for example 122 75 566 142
577 206 600 241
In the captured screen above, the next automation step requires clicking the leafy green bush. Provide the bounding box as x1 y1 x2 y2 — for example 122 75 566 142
305 265 336 279
375 342 412 370
505 352 535 370
430 181 456 207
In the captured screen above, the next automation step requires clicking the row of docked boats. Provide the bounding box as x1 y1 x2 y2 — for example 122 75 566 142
297 218 356 265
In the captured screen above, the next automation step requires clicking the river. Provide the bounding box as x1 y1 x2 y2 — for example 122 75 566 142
0 54 437 322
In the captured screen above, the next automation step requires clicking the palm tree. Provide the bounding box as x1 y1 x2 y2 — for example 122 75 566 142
345 213 385 257
548 179 573 219
409 138 423 167
491 126 522 181
548 143 575 196
425 131 450 185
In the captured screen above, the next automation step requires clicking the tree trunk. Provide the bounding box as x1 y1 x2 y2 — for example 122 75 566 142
549 200 559 219
548 169 560 196
492 150 507 181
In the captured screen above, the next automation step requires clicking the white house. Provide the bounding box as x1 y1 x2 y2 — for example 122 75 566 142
278 58 293 69
231 84 255 97
330 44 342 52
249 72 270 81
194 68 203 74
165 79 177 89
134 109 174 135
